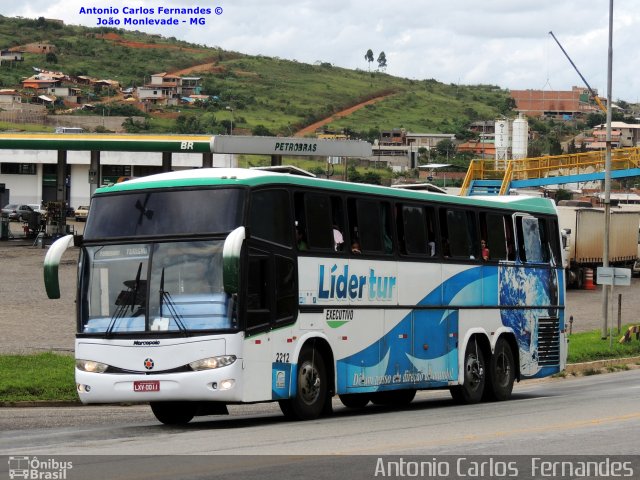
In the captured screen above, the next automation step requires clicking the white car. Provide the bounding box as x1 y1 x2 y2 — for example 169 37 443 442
74 205 90 222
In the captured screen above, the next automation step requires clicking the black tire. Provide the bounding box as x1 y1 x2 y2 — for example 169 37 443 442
370 389 416 406
339 393 370 409
486 338 515 401
150 401 196 425
279 347 327 420
450 339 486 404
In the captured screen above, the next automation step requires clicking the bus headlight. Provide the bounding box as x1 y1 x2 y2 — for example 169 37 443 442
189 355 237 371
76 359 108 373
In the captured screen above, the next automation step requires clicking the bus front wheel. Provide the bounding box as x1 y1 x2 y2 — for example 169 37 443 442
450 340 485 404
279 347 327 420
486 338 515 401
150 401 196 425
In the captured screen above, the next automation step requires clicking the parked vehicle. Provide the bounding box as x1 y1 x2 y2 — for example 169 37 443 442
27 204 46 215
558 206 640 287
74 205 90 222
1 203 35 221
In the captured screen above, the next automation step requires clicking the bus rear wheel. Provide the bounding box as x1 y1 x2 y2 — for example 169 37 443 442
150 401 196 425
339 393 370 409
450 340 485 404
279 347 327 420
486 338 515 401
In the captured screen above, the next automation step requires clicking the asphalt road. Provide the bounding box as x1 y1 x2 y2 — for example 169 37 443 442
0 370 639 479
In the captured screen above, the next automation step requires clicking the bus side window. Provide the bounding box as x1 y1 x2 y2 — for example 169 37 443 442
480 212 509 261
515 215 544 263
249 189 293 247
295 192 334 251
546 218 561 265
400 204 428 256
348 198 394 255
505 215 516 260
440 208 477 260
274 255 296 325
246 253 270 332
331 196 346 252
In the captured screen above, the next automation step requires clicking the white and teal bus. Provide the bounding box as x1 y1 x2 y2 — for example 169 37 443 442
45 168 566 424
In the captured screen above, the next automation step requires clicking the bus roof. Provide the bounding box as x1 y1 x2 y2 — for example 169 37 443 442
95 168 557 215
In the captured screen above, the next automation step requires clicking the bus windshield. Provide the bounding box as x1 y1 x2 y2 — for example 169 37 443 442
84 188 244 239
79 240 237 334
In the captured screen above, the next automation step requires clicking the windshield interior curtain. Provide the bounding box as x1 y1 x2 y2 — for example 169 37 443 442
83 188 244 239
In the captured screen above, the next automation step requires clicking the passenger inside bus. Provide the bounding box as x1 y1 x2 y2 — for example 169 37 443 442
428 240 436 257
481 240 490 261
296 227 308 251
333 226 344 251
351 241 361 254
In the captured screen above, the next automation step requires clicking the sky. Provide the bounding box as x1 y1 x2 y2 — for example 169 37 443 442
1 0 638 102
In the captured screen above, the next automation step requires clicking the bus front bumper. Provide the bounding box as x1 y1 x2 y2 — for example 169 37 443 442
75 362 244 404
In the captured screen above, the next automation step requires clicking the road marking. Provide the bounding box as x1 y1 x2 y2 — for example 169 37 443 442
337 412 640 455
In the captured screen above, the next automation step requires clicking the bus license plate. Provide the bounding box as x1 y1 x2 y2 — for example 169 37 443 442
134 381 160 392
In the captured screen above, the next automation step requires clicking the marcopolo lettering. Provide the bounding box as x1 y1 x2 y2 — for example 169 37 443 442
318 264 396 301
273 142 318 153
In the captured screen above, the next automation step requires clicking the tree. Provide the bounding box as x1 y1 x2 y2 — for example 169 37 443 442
176 115 204 134
435 139 456 158
45 52 57 64
252 124 274 136
364 49 374 72
549 138 562 156
122 117 149 133
377 51 387 71
499 97 517 115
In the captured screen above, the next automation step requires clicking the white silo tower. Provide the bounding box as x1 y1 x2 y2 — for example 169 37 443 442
511 113 529 160
494 118 511 169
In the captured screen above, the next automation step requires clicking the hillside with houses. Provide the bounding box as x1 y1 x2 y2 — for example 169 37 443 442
0 15 638 170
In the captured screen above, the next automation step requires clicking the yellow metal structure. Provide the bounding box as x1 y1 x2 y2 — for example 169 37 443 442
459 147 640 196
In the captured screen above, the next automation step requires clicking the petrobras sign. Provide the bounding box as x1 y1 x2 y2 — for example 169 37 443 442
297 259 398 305
210 135 372 157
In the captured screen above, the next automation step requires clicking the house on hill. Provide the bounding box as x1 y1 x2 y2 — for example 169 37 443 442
21 75 61 91
0 49 23 64
12 42 56 54
137 73 202 106
0 89 22 105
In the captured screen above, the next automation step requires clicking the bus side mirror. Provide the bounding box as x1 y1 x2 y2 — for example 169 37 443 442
222 226 245 294
44 234 75 299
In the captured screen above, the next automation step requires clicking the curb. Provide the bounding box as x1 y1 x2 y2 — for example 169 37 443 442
564 355 640 374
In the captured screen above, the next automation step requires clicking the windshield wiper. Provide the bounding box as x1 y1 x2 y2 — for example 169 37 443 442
159 268 189 336
106 262 144 336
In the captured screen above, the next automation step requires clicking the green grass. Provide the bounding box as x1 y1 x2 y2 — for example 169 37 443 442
0 352 77 403
1 327 639 402
0 121 53 132
567 325 640 363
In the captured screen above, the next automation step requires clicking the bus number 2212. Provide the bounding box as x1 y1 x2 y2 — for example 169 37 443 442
275 353 290 363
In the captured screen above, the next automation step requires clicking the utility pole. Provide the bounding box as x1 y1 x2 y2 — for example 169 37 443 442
601 0 614 339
